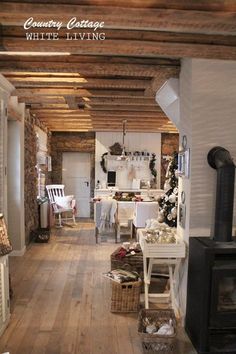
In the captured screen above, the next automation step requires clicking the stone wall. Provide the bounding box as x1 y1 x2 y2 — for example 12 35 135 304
24 110 51 243
161 133 179 188
51 132 95 216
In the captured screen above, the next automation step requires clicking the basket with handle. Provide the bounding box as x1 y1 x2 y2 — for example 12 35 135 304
138 309 177 353
111 279 142 313
110 246 144 278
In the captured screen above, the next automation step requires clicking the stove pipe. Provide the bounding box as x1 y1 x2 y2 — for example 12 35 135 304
207 146 235 242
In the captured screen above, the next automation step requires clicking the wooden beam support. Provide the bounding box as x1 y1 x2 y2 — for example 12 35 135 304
2 38 236 60
13 88 145 97
0 61 180 77
17 96 156 105
8 78 151 90
0 0 235 11
3 26 236 47
0 3 236 35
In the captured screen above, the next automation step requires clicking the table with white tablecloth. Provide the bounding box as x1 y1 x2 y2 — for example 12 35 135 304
94 200 159 242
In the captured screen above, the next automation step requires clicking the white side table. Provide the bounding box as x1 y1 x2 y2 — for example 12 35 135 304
138 229 186 317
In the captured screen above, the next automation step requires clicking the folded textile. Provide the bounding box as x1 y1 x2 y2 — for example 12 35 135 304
104 269 140 283
115 247 127 259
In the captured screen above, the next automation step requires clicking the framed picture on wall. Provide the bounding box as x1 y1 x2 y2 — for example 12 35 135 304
47 156 52 172
178 148 190 178
179 203 186 228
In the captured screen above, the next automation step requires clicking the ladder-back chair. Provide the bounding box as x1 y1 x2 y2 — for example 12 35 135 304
46 184 76 227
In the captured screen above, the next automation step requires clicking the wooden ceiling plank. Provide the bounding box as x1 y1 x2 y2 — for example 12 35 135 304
13 88 145 97
0 62 180 77
30 108 163 114
0 54 180 67
3 38 236 60
47 127 178 133
35 114 165 120
8 78 151 89
3 26 236 47
18 96 156 104
1 3 236 35
32 105 160 112
1 0 235 11
47 117 174 122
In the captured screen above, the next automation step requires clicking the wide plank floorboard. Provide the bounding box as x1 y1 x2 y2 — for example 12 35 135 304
0 221 196 354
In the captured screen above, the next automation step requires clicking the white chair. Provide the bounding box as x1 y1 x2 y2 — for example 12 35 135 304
94 200 117 243
115 201 135 242
133 202 159 239
46 184 76 227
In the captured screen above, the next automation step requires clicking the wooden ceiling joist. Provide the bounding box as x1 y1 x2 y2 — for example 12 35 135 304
13 88 145 97
0 60 180 78
8 78 151 90
1 2 236 36
1 0 236 133
3 39 236 60
0 0 235 12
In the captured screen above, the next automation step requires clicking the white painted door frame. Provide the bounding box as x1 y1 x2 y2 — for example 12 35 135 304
62 152 91 218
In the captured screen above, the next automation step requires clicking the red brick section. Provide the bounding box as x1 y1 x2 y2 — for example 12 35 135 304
161 133 179 189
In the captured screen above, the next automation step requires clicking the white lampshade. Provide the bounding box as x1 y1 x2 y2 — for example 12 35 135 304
155 78 180 128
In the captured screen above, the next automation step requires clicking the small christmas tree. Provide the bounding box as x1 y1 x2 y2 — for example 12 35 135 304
158 152 178 227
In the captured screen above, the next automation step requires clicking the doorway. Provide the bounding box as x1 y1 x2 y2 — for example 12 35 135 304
62 152 91 218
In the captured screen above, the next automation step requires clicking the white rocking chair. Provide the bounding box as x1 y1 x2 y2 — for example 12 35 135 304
46 184 76 227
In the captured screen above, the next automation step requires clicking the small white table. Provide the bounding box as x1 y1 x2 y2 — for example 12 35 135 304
138 229 186 317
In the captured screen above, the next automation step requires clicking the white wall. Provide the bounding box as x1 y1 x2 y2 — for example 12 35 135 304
95 132 161 189
190 59 236 236
7 115 25 254
177 58 236 320
0 75 15 218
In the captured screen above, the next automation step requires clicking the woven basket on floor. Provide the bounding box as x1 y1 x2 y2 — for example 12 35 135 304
111 279 142 312
138 309 177 353
110 247 144 278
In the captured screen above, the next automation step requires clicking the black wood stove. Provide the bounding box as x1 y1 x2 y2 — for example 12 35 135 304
185 147 236 354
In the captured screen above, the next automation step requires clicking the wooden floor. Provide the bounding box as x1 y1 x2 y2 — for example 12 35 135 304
0 221 197 354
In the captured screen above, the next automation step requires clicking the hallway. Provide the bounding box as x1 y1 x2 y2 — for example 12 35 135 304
0 221 196 354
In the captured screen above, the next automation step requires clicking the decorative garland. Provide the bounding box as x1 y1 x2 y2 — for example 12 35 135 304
99 151 157 180
100 152 108 173
149 153 157 180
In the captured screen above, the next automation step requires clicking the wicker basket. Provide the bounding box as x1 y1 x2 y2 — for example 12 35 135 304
138 309 177 353
111 280 142 312
110 247 144 278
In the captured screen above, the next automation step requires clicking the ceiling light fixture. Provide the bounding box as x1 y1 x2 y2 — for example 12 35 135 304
117 120 129 161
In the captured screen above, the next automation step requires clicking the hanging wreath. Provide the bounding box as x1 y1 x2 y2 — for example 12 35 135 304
100 152 108 173
149 153 157 180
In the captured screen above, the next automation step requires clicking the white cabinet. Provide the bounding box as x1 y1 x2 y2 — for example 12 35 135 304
0 256 10 336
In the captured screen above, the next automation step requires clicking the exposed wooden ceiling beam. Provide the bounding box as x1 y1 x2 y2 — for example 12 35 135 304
18 96 156 105
0 60 180 77
49 128 178 133
2 38 236 60
1 3 236 35
3 26 236 47
13 88 145 97
30 109 163 115
0 0 235 12
4 1 233 133
32 105 160 112
8 78 151 89
0 54 179 66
